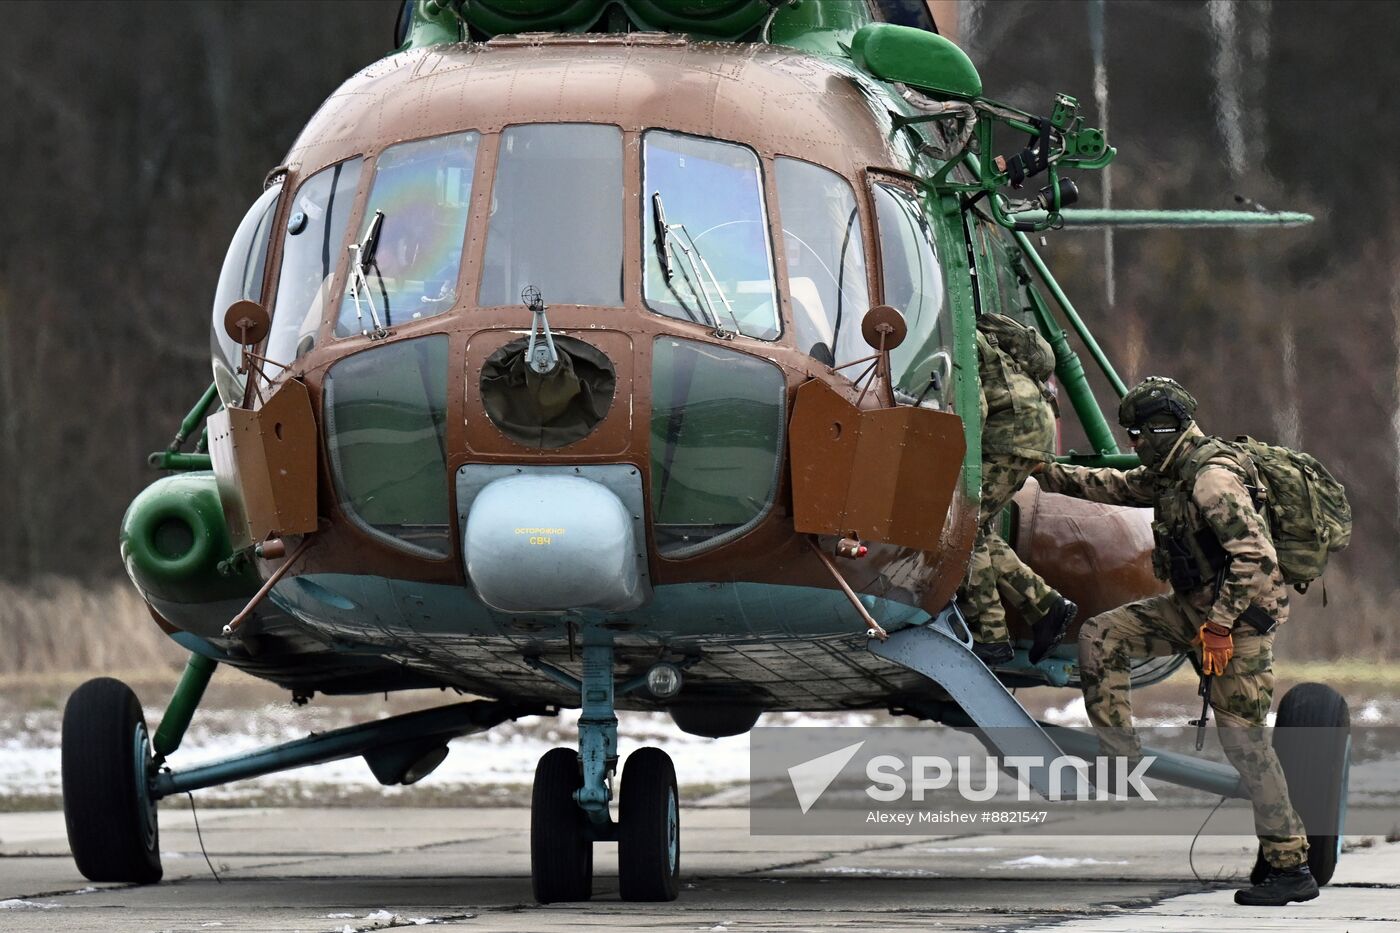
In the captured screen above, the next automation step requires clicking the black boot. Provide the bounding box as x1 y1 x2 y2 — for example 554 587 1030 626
1234 865 1319 906
971 641 1014 666
1029 597 1078 664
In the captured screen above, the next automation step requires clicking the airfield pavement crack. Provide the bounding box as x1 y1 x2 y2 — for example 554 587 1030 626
746 831 989 873
164 831 513 860
981 881 1233 933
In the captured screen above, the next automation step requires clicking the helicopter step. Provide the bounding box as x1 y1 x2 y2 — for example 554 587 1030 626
869 606 1087 799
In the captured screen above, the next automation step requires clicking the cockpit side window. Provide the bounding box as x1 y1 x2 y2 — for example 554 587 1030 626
774 158 871 367
871 181 951 406
336 131 480 336
480 124 623 308
267 157 363 368
210 183 281 405
643 131 780 341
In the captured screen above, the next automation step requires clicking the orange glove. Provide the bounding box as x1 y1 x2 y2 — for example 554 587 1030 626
1195 622 1234 676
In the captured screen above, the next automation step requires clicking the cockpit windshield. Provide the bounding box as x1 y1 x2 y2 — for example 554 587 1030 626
267 157 363 367
335 131 479 336
210 183 281 404
643 131 779 341
775 158 871 367
481 124 623 307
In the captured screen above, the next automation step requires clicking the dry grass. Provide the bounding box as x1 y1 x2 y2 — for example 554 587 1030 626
1273 567 1400 661
0 576 185 676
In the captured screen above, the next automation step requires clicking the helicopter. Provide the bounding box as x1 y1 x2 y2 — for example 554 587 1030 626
61 0 1344 905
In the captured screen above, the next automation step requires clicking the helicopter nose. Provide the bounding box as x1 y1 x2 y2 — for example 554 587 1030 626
460 470 650 613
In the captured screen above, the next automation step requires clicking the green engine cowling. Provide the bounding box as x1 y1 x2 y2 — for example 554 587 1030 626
120 472 259 606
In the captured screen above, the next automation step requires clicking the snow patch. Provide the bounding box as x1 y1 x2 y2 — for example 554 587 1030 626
1042 697 1088 725
917 846 998 854
0 706 892 803
821 866 939 877
995 855 1128 869
0 899 60 909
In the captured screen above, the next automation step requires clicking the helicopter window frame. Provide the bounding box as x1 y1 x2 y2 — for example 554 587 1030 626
866 171 953 408
210 182 283 406
331 129 483 338
648 336 787 560
640 128 782 343
773 155 875 370
265 155 367 370
322 332 455 560
478 122 626 309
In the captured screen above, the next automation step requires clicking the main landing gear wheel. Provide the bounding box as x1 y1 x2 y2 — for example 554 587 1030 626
61 678 163 883
531 747 593 903
1250 682 1350 886
618 747 680 902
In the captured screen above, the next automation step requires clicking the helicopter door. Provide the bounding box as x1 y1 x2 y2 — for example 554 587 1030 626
967 214 1036 327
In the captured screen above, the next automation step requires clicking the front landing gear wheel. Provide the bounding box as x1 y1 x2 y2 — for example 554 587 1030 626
531 747 593 903
618 747 679 901
61 678 162 883
1249 682 1350 886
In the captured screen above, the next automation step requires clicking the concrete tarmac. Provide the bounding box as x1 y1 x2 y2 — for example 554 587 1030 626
1 807 1397 932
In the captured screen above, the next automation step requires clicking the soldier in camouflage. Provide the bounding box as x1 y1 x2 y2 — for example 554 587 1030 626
964 315 1077 666
1036 376 1317 907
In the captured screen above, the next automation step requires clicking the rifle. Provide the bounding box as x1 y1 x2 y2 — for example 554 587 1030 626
1189 563 1229 751
1189 673 1213 751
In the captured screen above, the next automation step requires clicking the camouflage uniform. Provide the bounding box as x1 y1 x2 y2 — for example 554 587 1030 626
1039 423 1308 869
963 326 1060 644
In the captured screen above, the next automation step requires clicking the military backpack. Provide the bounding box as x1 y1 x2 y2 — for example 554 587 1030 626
976 313 1055 384
1176 436 1352 593
1231 436 1352 592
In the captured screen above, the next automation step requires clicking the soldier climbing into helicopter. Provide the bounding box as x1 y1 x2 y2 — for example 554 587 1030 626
962 311 1078 667
1035 377 1317 907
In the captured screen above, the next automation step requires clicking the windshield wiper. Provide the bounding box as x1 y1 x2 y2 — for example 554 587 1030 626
651 192 740 339
651 192 674 282
346 209 388 339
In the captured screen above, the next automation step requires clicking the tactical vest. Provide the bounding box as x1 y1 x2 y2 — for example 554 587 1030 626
976 315 1057 462
1150 437 1263 593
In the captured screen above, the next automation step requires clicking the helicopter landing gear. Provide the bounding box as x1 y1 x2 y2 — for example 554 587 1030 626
61 678 163 883
531 748 594 902
1249 683 1350 887
618 747 680 901
527 633 681 903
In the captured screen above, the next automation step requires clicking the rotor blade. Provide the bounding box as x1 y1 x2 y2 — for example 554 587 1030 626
1023 208 1314 229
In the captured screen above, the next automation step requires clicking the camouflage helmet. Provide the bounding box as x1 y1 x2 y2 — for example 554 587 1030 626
1118 377 1198 429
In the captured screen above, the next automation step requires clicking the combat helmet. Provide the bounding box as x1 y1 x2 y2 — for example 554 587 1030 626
1118 377 1197 429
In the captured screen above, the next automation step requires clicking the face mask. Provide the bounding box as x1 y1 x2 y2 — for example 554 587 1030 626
1128 420 1186 472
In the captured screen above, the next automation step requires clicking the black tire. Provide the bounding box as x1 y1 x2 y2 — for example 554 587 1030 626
1251 682 1350 886
618 747 680 902
61 678 162 883
530 748 593 903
